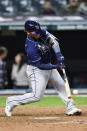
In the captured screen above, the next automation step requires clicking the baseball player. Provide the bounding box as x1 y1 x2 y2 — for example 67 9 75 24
5 20 82 116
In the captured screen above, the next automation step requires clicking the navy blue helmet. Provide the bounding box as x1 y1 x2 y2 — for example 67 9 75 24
25 20 41 34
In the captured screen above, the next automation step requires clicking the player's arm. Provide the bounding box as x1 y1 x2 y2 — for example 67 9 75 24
46 32 65 68
35 61 60 70
31 52 61 70
49 38 64 61
28 42 61 70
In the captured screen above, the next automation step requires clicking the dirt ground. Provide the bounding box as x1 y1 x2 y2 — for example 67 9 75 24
0 107 87 131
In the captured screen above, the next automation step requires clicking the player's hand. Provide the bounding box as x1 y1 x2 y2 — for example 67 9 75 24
57 63 65 70
57 52 64 63
56 52 65 70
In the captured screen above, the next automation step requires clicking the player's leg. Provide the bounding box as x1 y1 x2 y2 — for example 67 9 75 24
49 69 82 115
5 66 51 116
49 69 69 104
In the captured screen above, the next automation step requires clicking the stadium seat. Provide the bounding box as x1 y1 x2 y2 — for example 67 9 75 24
0 0 14 16
0 0 67 16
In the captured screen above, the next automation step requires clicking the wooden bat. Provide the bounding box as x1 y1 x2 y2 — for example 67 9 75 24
62 69 72 99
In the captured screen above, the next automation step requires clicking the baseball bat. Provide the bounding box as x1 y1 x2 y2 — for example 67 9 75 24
62 69 72 99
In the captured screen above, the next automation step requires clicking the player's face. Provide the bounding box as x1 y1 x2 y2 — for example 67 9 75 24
27 32 40 39
32 34 40 39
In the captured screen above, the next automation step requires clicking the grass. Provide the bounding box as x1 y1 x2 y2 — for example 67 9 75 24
0 96 87 108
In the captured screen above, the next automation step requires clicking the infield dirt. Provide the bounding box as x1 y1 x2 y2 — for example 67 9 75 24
0 107 87 131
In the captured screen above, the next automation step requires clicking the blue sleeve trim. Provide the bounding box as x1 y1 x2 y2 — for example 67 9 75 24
32 58 41 63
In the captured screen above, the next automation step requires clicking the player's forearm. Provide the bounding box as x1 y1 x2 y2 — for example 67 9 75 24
46 31 62 59
34 62 58 70
49 38 64 63
50 39 61 56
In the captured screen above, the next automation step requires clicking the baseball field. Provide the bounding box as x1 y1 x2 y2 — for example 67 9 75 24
0 96 87 131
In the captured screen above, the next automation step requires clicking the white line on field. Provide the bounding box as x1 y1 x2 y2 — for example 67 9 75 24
31 117 87 125
34 117 60 120
39 121 87 125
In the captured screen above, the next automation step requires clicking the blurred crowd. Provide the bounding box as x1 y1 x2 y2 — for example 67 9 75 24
41 0 87 16
0 0 87 17
0 46 29 90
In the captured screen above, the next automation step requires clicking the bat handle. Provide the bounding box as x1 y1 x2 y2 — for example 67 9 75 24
62 69 72 99
62 68 65 74
62 69 67 79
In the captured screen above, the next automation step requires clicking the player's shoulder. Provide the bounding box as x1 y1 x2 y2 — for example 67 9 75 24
40 29 52 40
40 29 46 34
46 30 57 40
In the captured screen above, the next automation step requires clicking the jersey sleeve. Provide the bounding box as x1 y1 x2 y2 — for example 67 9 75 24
45 31 63 63
46 31 57 41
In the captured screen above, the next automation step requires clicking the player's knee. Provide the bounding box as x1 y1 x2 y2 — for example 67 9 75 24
35 95 43 102
34 97 41 102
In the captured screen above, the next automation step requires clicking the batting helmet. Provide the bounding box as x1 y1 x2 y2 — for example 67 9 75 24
24 20 41 34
